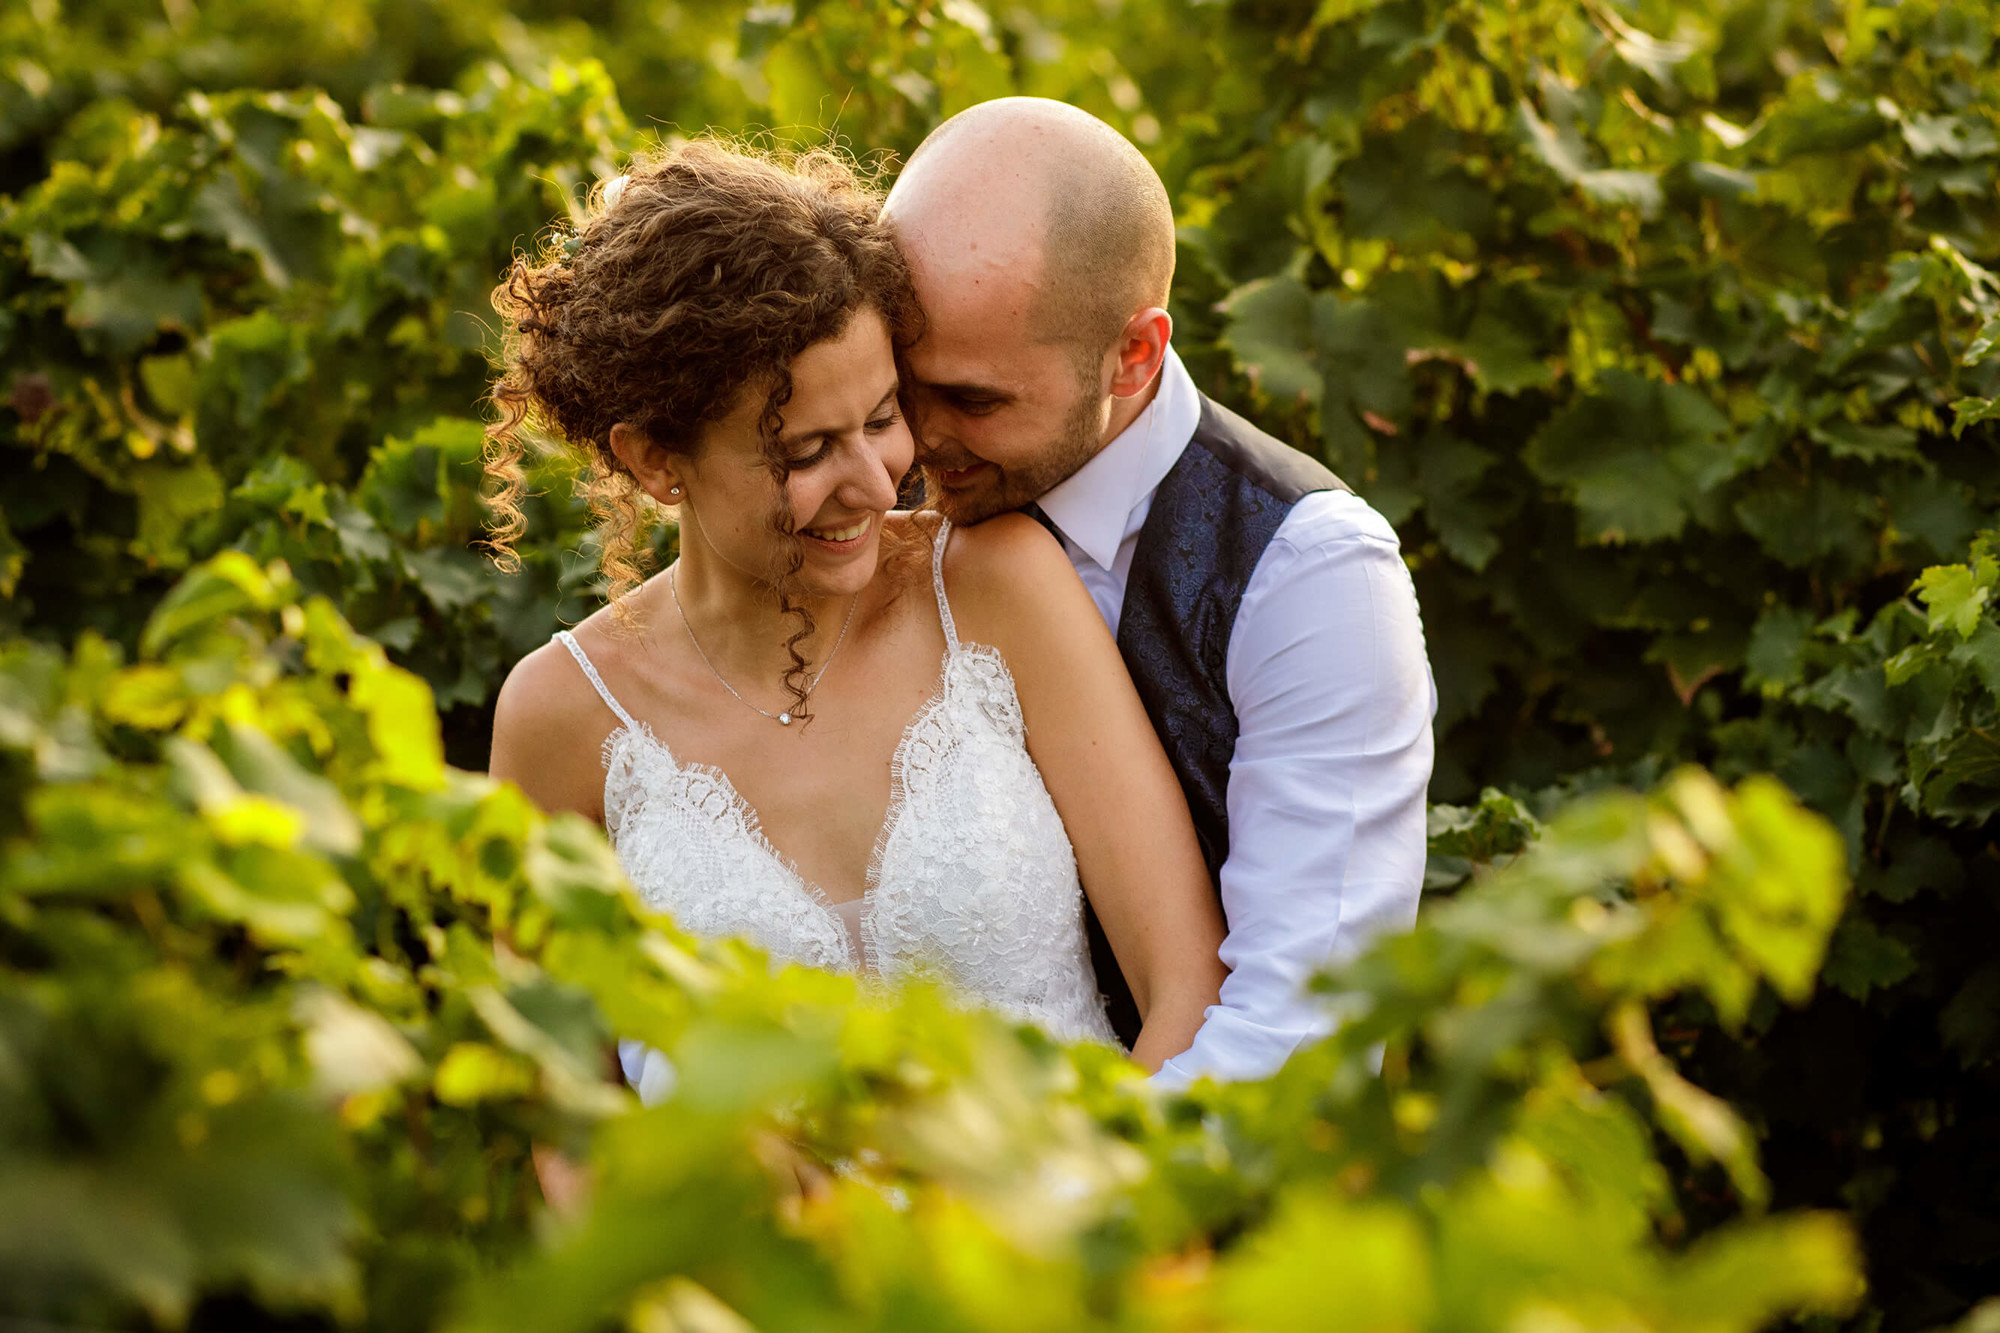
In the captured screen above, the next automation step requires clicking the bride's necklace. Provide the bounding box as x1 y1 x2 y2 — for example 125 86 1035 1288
669 568 857 726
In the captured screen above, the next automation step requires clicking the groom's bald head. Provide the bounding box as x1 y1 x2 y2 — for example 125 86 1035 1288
885 98 1174 368
884 99 1176 524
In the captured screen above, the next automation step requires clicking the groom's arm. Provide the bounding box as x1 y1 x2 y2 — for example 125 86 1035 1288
1153 490 1436 1089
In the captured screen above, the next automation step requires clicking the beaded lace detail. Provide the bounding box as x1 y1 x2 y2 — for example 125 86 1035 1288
553 519 1116 1045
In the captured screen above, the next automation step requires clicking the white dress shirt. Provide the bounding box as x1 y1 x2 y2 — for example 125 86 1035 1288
1037 348 1437 1088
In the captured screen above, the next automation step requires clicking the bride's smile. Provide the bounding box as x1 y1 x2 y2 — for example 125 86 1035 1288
802 516 872 545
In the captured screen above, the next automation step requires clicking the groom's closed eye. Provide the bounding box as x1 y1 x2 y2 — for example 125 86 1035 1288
931 387 1009 416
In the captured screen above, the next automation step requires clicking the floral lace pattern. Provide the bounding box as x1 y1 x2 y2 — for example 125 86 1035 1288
554 519 1117 1047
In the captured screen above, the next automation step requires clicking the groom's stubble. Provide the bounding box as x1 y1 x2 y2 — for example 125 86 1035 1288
919 365 1108 526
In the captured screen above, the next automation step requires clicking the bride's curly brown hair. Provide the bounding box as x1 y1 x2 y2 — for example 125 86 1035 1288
483 137 923 720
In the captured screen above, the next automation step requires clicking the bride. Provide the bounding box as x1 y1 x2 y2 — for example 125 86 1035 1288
484 140 1227 1081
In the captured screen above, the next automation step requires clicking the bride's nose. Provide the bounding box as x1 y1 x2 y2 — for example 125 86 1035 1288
905 391 947 455
836 438 902 513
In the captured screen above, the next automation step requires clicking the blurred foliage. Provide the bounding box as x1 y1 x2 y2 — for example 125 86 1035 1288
2 551 1861 1331
2 0 1997 1328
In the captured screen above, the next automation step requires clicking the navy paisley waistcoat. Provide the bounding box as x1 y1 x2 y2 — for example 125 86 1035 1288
1087 393 1349 1049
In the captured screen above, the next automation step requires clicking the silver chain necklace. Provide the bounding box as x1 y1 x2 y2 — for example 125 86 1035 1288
668 568 858 726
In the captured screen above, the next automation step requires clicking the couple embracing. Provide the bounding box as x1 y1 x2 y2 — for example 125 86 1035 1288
488 99 1436 1094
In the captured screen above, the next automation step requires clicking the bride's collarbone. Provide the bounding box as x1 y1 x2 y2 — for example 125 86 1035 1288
650 599 943 748
678 653 940 796
646 620 950 887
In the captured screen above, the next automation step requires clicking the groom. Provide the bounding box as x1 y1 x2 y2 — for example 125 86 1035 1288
884 98 1436 1088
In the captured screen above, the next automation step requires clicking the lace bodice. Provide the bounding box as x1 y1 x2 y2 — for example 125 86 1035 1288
554 520 1117 1047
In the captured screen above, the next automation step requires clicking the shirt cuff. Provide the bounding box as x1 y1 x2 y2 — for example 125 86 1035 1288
1150 1006 1330 1088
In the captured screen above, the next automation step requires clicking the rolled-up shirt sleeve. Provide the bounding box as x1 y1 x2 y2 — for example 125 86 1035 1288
1154 490 1435 1089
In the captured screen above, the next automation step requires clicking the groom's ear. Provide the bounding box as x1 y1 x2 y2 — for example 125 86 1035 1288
1107 307 1173 400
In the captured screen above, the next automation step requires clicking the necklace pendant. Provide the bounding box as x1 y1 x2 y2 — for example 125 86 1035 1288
670 568 855 733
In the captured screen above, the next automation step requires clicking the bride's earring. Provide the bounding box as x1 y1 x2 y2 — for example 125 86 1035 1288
668 486 681 499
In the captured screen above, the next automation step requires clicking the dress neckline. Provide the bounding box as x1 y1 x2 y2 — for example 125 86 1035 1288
604 656 955 916
552 516 967 969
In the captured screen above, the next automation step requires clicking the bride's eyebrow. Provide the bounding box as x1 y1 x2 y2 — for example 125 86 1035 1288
776 384 903 445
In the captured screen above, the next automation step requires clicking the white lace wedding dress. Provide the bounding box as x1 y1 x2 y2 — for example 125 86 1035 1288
554 518 1117 1099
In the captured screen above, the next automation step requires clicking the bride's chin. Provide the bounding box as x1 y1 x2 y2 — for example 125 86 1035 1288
788 551 880 601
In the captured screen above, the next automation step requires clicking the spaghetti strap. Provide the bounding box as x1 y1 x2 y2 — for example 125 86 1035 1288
931 518 960 654
552 630 639 732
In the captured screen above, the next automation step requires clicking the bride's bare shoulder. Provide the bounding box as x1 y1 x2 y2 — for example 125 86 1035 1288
937 511 1090 645
495 635 601 730
490 615 627 818
942 510 1068 582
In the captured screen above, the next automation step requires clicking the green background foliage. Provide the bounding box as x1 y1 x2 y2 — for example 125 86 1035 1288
1 0 1995 1329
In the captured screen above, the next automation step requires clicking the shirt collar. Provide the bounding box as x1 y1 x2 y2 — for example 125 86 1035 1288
1036 345 1200 572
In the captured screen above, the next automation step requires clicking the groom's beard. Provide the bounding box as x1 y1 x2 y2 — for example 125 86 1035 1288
922 381 1103 526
